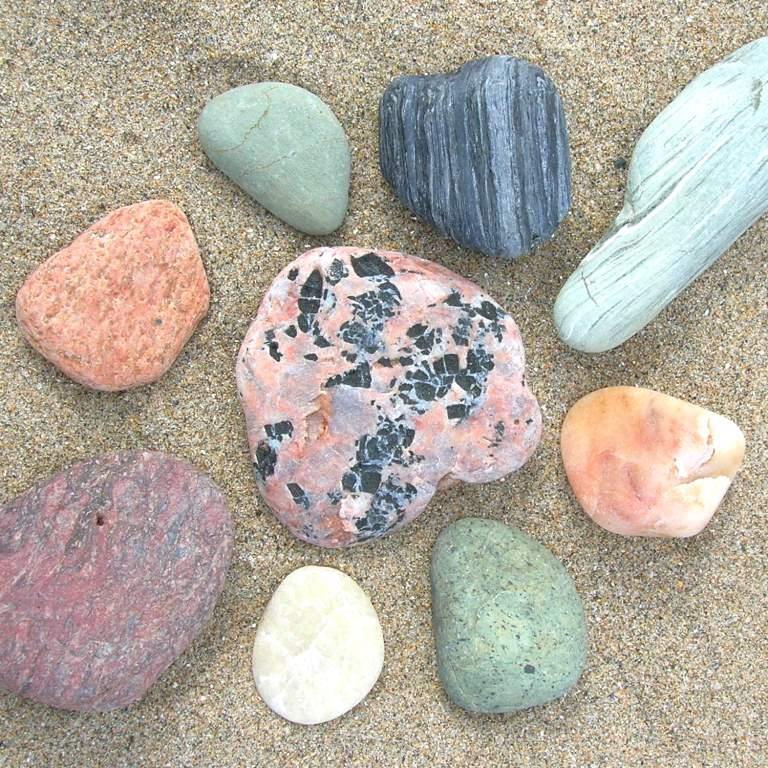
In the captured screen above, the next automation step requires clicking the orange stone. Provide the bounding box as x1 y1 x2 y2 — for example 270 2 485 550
560 386 745 537
16 200 209 391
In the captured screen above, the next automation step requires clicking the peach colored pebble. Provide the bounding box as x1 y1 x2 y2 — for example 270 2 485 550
561 386 745 537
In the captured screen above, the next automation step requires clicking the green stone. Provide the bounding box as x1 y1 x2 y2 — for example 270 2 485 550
431 518 587 713
554 37 768 353
197 83 350 235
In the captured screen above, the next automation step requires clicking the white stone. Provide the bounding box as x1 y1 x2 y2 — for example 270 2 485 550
252 566 384 725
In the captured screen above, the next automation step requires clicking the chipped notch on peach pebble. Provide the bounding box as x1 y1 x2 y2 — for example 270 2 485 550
560 386 745 538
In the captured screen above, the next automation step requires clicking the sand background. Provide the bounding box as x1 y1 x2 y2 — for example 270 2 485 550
1 1 767 766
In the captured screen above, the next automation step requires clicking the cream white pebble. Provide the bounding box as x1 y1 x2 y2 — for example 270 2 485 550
252 566 384 725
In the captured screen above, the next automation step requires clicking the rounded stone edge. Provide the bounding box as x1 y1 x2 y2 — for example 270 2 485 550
553 254 635 356
430 517 588 714
251 565 384 725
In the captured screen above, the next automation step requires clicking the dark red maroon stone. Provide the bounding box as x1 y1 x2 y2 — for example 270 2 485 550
0 451 233 711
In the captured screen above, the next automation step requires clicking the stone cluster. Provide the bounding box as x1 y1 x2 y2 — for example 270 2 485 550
5 39 762 723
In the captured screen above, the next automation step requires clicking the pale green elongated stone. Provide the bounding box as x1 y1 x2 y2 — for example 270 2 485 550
555 37 768 353
431 518 587 713
198 83 350 235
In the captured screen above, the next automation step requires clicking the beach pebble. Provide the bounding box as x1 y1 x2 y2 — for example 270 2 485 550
431 518 587 713
379 56 571 259
198 83 350 235
0 451 233 711
237 246 541 548
554 37 768 353
252 566 384 725
561 387 745 537
15 200 209 391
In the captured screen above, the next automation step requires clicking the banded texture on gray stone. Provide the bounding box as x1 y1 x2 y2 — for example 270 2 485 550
555 37 768 354
379 56 571 260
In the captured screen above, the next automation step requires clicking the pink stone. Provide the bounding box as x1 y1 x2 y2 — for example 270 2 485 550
237 247 541 548
16 200 210 391
561 386 745 537
0 451 233 712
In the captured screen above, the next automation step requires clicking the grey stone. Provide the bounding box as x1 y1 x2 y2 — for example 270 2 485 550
379 56 571 259
555 37 768 353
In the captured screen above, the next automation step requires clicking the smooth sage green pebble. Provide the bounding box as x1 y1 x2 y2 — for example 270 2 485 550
197 82 351 235
431 518 587 713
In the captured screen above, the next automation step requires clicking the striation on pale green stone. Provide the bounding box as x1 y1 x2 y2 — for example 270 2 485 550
431 518 587 713
197 83 351 235
554 36 768 353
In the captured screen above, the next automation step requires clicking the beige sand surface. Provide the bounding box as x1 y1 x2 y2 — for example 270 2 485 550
1 1 766 766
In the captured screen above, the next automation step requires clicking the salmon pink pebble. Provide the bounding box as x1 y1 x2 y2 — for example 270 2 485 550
561 386 745 537
0 451 233 712
15 200 210 391
237 247 541 548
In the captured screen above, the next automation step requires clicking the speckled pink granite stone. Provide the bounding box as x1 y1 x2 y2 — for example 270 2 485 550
0 451 233 712
237 247 541 548
15 200 210 391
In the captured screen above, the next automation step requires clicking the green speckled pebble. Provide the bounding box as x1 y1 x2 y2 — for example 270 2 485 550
431 518 587 713
197 83 350 235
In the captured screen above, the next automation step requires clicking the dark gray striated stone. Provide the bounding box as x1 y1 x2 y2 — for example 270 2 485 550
379 56 571 259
